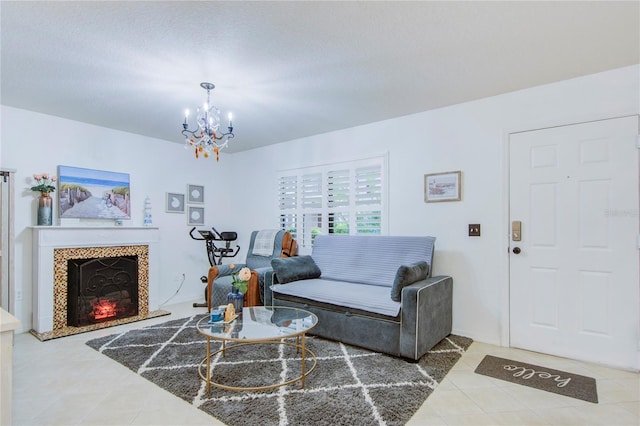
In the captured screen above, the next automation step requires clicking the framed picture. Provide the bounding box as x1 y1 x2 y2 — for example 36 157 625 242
187 184 204 203
424 170 462 203
188 206 205 226
57 165 131 219
165 192 185 213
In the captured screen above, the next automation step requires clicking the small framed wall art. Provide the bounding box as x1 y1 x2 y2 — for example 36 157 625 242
166 192 185 213
424 170 462 203
187 184 204 203
188 206 205 226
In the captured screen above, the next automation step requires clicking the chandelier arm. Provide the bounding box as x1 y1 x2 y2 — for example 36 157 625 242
182 129 204 138
183 129 234 142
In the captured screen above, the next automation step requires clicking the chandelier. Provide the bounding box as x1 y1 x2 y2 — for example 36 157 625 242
182 82 234 160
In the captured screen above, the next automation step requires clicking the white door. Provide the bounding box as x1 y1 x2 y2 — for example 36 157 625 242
509 116 639 370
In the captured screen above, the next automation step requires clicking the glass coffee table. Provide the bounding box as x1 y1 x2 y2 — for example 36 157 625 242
196 306 318 392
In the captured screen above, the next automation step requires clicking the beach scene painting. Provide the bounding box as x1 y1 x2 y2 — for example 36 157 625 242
58 165 131 219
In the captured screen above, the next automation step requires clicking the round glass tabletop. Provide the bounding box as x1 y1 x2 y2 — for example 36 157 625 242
196 306 318 342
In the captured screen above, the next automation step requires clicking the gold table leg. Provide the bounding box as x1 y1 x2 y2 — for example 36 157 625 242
198 340 316 392
206 336 211 393
300 333 306 389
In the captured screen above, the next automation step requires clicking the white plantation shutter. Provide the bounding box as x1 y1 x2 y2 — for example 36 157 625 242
277 155 387 252
279 213 297 239
278 175 297 210
353 164 382 234
278 175 298 239
356 210 381 234
302 213 322 248
328 212 349 234
355 165 382 206
328 169 350 208
301 173 322 209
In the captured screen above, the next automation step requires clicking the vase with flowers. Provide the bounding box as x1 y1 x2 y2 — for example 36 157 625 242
30 173 57 226
227 264 251 314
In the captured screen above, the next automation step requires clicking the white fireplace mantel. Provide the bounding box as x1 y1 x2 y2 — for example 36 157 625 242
31 226 160 333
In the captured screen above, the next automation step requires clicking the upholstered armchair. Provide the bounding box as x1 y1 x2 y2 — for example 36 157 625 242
204 230 295 312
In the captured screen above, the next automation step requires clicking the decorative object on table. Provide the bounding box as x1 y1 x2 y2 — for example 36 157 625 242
187 206 205 226
86 317 472 426
30 172 57 226
165 192 185 213
223 303 237 323
226 289 243 314
57 165 131 220
143 196 153 226
226 264 251 313
181 82 235 161
209 309 224 323
186 184 204 203
424 170 462 203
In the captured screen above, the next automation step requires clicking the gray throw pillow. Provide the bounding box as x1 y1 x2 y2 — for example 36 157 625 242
390 261 429 302
270 255 321 284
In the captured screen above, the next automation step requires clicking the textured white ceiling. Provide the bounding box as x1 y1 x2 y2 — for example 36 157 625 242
1 1 638 153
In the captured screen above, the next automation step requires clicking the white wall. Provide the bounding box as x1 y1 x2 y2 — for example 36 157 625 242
1 65 638 344
227 65 640 345
0 108 237 332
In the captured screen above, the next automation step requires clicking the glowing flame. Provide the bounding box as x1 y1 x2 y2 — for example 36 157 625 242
91 298 118 320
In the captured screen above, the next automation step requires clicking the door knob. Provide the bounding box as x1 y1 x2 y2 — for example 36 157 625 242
512 247 521 254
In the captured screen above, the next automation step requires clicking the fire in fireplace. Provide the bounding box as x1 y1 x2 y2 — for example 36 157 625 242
91 298 118 320
67 255 139 327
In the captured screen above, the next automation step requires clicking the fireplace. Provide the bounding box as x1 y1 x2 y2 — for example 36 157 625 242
30 226 169 340
67 255 139 327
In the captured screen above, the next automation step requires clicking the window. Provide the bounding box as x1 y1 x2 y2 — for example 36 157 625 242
277 155 387 251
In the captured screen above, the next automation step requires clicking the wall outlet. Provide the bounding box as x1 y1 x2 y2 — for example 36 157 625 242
15 289 22 301
174 273 185 282
468 224 481 237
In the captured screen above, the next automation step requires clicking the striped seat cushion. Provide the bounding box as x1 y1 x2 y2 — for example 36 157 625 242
272 278 401 317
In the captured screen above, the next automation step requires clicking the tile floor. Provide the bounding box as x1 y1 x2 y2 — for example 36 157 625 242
11 300 639 425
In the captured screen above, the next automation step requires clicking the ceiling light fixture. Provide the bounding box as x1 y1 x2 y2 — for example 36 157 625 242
182 82 234 160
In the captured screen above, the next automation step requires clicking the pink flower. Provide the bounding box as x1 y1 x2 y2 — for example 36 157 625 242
230 266 251 294
238 267 251 282
30 172 57 194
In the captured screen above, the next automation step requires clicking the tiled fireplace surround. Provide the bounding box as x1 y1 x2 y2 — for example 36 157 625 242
31 226 168 340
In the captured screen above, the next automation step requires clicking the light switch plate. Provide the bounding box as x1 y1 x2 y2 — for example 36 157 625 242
469 224 481 237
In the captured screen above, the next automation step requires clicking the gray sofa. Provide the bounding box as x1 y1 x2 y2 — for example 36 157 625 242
264 234 453 361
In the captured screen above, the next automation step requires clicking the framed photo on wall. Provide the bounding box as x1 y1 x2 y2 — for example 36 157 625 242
58 165 131 220
187 184 204 203
424 170 462 203
165 192 185 213
188 206 205 226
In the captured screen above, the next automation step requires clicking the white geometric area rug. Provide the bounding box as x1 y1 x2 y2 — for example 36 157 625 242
86 315 472 426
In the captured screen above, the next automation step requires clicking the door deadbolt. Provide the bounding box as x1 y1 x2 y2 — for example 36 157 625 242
512 221 521 241
512 247 521 254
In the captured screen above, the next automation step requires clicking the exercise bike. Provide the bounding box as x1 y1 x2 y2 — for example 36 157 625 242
189 226 240 308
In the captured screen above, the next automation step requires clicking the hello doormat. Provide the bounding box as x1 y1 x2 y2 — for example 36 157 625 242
474 355 598 403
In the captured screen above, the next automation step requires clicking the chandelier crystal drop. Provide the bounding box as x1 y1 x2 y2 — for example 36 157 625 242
181 82 234 160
